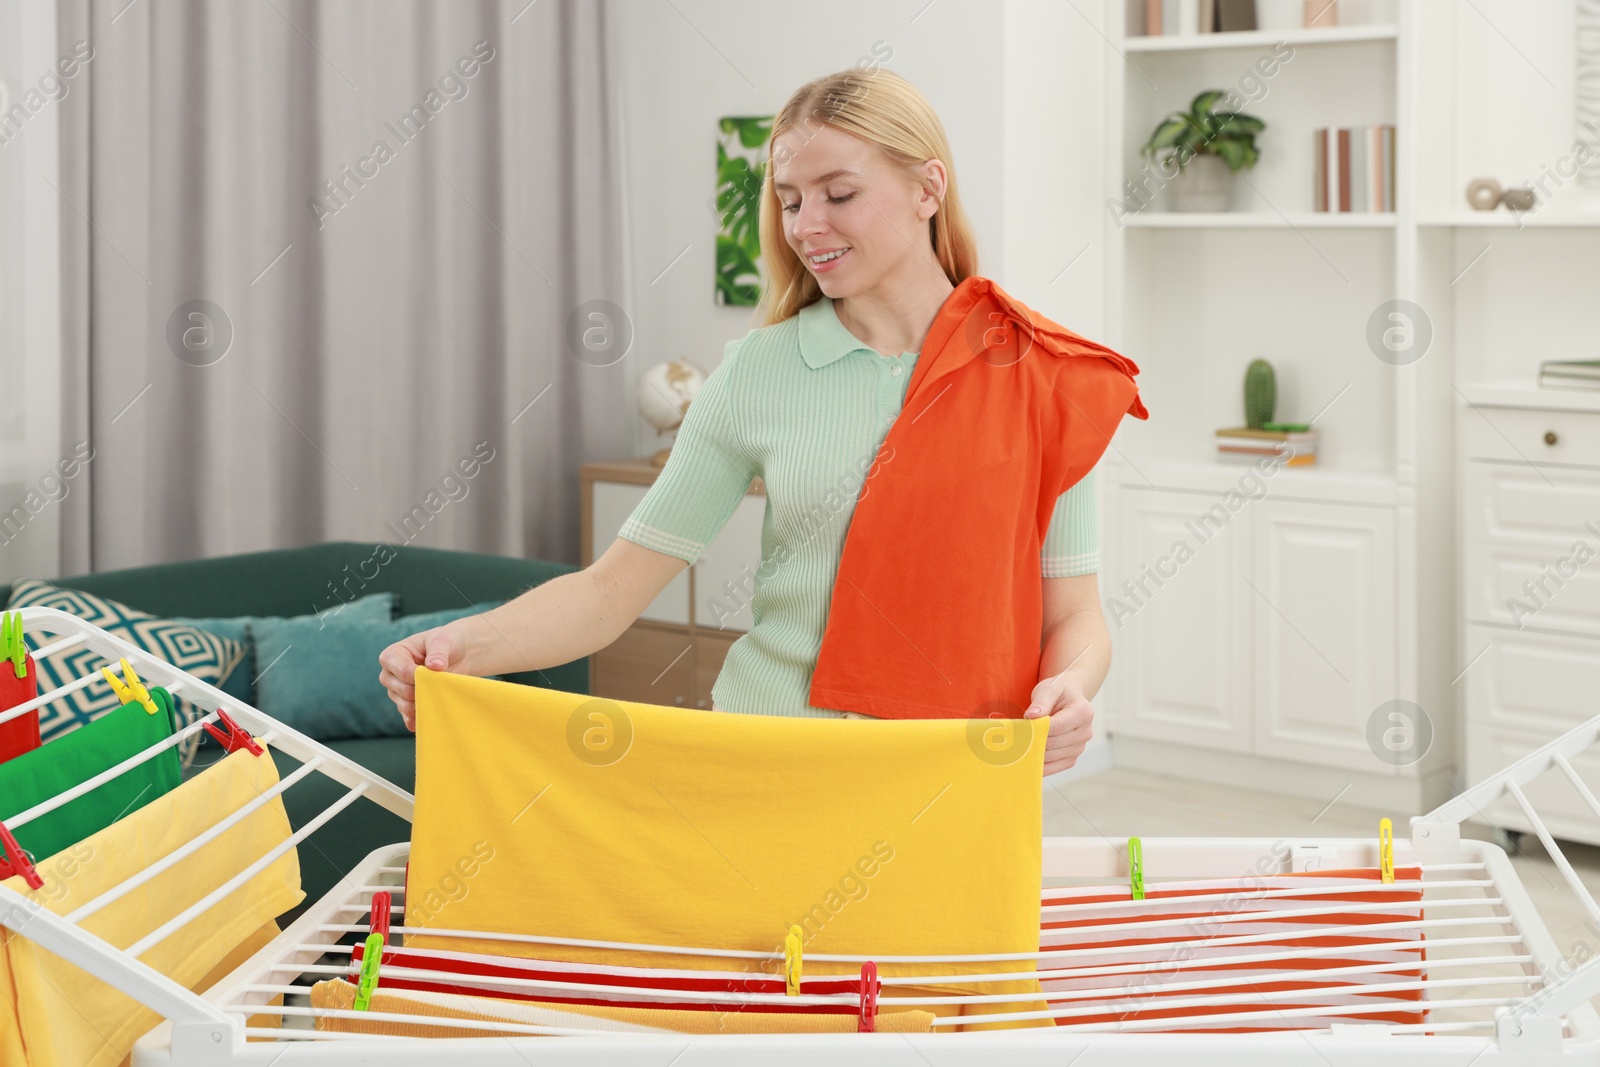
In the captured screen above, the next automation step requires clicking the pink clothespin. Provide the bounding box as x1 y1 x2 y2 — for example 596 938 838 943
858 960 880 1033
0 818 42 890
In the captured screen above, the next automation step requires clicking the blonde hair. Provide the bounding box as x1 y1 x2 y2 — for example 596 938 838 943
753 68 980 327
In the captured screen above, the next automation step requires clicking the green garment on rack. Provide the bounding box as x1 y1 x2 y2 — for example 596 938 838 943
0 688 180 863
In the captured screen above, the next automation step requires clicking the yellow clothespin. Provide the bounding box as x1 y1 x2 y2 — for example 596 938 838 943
783 924 803 996
1379 817 1395 884
1129 837 1145 901
101 657 158 715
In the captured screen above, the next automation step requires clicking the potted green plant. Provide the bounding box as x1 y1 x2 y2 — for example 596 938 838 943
1141 90 1266 212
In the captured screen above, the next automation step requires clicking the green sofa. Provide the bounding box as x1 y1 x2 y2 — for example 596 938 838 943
5 541 587 920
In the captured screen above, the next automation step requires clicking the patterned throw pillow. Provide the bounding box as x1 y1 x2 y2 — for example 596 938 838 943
7 578 246 743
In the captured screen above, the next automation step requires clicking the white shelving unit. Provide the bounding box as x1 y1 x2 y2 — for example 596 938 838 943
1123 211 1397 227
1122 22 1398 52
1096 0 1600 815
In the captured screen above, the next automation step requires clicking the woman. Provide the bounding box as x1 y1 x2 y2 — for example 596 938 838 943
379 68 1126 776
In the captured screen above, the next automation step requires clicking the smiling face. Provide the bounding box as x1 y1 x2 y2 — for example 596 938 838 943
770 123 943 300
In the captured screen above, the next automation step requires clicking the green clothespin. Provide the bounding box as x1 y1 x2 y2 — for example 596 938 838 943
1128 836 1145 900
351 931 385 1011
2 613 24 680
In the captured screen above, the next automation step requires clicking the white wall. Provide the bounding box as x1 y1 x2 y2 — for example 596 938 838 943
610 0 1013 456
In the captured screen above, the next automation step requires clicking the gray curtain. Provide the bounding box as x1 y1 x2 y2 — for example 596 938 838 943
56 0 630 573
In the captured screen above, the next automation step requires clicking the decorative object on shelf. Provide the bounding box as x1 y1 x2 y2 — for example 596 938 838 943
1303 0 1337 28
1500 187 1537 212
1578 0 1600 186
1216 426 1319 466
1315 126 1395 212
638 359 707 467
1142 91 1265 212
1539 359 1600 391
1244 358 1276 429
1465 177 1503 211
715 115 773 307
1140 0 1223 36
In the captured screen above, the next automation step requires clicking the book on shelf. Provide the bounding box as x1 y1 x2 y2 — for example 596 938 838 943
1540 359 1600 380
1540 361 1600 390
1216 0 1257 31
1139 0 1221 35
1218 450 1318 466
1314 126 1396 213
1216 426 1319 466
1215 426 1320 443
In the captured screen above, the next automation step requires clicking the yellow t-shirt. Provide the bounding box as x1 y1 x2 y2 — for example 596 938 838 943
406 667 1052 1029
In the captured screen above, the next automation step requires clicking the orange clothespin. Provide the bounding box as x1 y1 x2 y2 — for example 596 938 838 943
100 657 158 715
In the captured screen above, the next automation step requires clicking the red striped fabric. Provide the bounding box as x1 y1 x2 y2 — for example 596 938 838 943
346 866 1428 1032
1037 866 1426 1031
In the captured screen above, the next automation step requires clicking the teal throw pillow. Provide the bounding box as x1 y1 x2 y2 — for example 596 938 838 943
173 591 397 706
249 601 503 740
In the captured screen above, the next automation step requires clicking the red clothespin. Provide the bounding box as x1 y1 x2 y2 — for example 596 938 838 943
857 960 880 1033
202 708 263 756
0 818 42 890
370 890 392 941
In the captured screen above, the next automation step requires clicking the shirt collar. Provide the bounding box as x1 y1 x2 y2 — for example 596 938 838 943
799 295 875 369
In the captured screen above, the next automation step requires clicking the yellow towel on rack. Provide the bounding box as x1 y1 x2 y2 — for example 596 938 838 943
0 746 304 1067
406 669 1051 1030
309 976 938 1035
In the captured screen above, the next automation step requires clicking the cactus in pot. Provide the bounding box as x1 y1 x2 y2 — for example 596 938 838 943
1244 359 1276 429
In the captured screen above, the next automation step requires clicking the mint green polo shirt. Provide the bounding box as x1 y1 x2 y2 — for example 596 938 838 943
617 294 1100 718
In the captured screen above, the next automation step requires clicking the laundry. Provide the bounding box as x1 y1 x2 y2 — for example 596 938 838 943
0 613 39 763
310 976 939 1035
1036 865 1428 1031
0 744 304 1067
405 667 1053 1029
808 274 1147 720
0 650 40 764
0 689 181 863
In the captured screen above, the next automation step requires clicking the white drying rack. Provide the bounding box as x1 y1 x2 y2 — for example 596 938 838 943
0 607 1598 1064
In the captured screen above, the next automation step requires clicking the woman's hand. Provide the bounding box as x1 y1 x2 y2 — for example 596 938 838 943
1022 671 1095 777
378 625 469 732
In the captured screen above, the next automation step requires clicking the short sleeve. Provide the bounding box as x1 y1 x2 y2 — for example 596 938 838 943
1041 464 1099 578
616 340 758 564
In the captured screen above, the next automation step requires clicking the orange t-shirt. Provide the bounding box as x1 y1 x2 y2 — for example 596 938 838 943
807 275 1147 720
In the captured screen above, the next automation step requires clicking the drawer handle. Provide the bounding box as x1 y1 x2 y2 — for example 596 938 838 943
1545 431 1559 446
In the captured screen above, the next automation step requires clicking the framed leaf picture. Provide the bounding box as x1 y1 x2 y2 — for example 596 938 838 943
715 115 773 306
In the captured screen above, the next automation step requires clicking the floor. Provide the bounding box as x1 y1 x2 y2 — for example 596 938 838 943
1046 767 1600 1023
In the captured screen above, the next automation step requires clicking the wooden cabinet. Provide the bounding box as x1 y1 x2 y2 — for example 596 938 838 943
580 459 765 709
588 480 690 625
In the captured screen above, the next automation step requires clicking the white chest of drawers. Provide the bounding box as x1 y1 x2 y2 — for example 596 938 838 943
1459 384 1600 845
